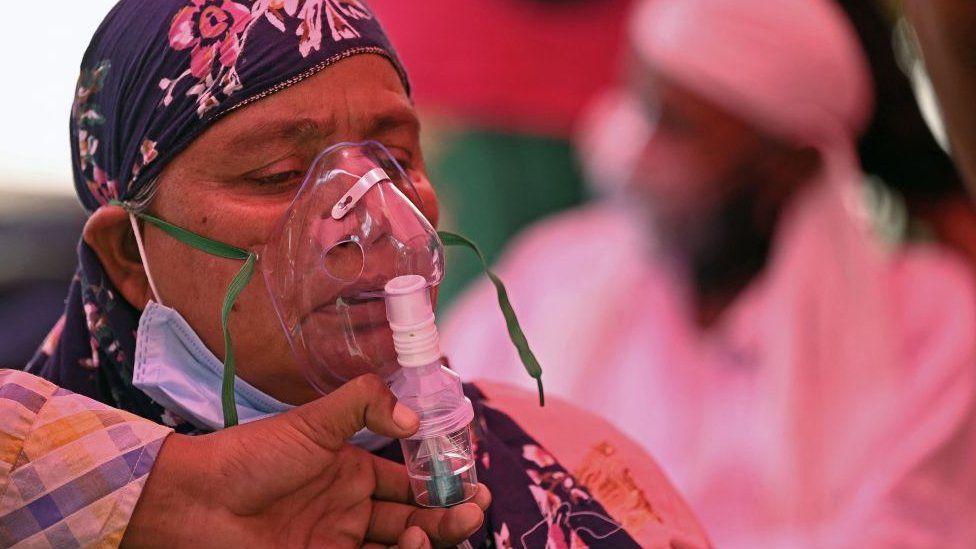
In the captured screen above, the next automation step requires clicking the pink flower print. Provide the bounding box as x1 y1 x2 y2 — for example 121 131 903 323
528 484 562 518
40 315 66 357
295 0 372 57
523 444 557 468
569 530 590 549
325 0 372 41
86 165 119 206
296 0 325 57
527 468 543 485
73 60 110 129
132 139 159 179
77 130 99 171
83 302 103 334
494 523 513 549
264 0 300 31
569 487 591 504
140 139 159 165
219 69 243 96
80 334 101 370
79 355 99 371
196 89 221 116
169 0 252 79
547 524 570 549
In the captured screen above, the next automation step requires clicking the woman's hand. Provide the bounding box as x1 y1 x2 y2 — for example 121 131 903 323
123 374 490 548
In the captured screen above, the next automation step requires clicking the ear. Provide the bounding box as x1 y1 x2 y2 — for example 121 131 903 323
83 205 153 311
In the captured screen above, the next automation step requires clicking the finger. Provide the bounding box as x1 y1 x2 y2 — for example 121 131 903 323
469 483 492 511
367 499 483 546
409 502 484 547
371 454 412 503
285 374 419 450
367 500 427 544
397 526 432 549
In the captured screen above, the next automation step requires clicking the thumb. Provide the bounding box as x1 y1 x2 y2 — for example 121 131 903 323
285 374 419 451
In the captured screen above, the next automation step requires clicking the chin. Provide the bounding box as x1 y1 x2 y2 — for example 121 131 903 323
299 321 401 391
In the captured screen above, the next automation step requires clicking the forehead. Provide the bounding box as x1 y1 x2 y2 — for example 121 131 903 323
184 54 414 154
631 62 758 140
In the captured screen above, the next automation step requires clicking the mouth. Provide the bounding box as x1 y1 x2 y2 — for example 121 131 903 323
304 294 390 332
301 274 390 320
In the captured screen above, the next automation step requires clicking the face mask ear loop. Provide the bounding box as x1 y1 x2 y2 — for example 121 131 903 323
110 199 253 428
127 213 164 307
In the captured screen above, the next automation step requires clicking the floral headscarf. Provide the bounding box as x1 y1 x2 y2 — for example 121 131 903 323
25 1 644 545
29 0 407 419
71 0 407 212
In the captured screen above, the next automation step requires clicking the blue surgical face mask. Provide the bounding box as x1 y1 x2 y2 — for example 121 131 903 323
132 300 294 431
132 299 391 449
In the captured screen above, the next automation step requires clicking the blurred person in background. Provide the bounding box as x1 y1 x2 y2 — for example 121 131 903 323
905 0 976 200
836 0 976 271
445 0 976 545
369 0 633 306
901 0 976 270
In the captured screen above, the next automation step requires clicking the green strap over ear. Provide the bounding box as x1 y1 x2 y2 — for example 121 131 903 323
439 230 545 407
112 200 544 429
111 200 252 427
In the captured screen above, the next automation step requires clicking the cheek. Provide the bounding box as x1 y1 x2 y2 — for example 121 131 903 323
631 137 718 211
412 174 440 228
142 227 225 310
230 274 316 403
140 216 312 403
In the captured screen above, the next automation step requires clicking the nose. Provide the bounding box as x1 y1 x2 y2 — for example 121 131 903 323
411 172 440 228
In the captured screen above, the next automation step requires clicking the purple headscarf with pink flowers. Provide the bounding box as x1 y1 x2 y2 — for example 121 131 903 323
71 0 408 212
25 1 641 546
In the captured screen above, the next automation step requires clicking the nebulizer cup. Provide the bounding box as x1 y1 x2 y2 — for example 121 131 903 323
385 275 478 507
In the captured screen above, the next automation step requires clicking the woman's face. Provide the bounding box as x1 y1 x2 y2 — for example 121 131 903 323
142 54 438 404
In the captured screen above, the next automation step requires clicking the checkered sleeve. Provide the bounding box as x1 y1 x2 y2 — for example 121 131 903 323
0 369 172 548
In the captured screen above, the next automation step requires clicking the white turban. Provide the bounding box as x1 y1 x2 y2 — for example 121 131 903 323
630 0 873 151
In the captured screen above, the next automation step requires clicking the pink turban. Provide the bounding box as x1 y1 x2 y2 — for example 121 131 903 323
630 0 873 150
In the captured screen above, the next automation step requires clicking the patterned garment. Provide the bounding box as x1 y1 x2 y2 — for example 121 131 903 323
0 369 171 548
374 385 642 548
21 0 643 546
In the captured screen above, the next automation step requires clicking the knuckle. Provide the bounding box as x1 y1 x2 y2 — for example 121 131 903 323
351 373 385 394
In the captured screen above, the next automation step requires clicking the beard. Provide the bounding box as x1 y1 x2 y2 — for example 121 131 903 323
641 158 788 305
685 182 776 300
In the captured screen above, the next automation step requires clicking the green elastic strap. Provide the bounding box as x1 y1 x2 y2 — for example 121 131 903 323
438 230 545 407
112 200 253 428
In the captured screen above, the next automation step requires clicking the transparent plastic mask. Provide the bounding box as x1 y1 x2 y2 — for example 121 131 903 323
261 141 444 394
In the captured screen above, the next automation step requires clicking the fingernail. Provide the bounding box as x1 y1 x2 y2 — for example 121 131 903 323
393 402 418 430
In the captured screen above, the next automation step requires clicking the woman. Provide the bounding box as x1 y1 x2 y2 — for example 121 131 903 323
3 1 706 547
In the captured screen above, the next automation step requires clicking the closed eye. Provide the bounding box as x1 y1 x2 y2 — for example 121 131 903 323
250 170 305 187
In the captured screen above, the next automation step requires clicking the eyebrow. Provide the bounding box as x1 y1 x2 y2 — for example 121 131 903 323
364 105 420 138
226 117 337 152
224 103 420 153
